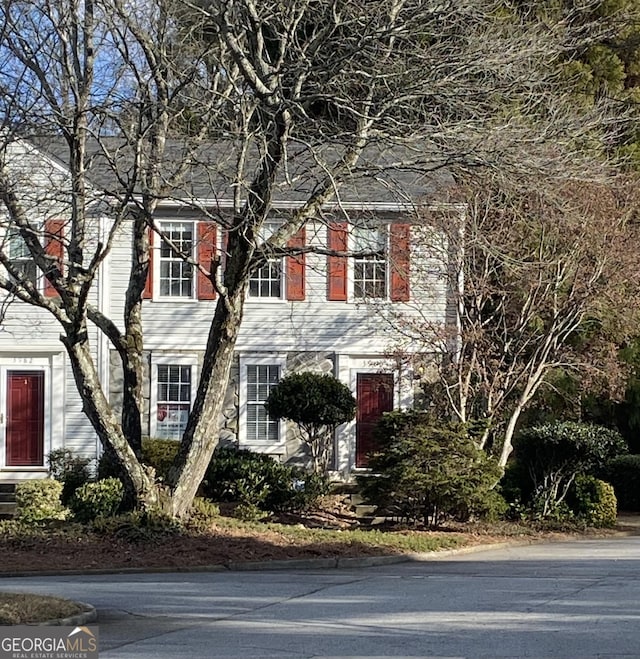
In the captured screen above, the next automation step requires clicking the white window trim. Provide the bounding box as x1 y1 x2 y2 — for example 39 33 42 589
154 221 197 302
238 353 287 452
149 354 199 439
3 228 47 293
348 224 390 302
247 256 286 302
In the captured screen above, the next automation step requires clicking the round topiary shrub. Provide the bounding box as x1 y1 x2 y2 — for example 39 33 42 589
569 475 617 527
70 477 124 523
265 372 356 473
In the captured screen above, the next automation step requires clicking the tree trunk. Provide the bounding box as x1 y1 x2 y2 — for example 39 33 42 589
61 329 159 508
169 277 250 518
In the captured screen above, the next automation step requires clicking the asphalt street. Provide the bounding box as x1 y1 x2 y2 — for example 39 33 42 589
1 537 640 659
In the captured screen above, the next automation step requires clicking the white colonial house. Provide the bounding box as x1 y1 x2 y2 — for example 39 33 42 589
0 137 459 481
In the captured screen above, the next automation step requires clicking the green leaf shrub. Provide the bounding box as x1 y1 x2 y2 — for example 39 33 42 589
601 454 640 511
97 438 180 483
265 372 356 473
69 478 124 523
15 480 68 522
91 509 182 543
514 421 627 519
48 449 92 505
358 411 502 528
568 475 617 527
186 497 221 533
202 447 328 513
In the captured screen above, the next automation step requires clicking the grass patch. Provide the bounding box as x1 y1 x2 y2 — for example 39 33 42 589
0 593 84 625
213 516 467 553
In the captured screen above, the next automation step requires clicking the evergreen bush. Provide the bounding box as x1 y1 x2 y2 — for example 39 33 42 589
265 372 356 473
97 438 180 483
202 446 328 513
514 421 627 519
358 411 502 528
70 478 124 523
569 475 617 527
48 449 92 505
15 480 68 522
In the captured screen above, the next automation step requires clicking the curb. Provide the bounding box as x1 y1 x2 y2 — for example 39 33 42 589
1 525 636 579
37 602 97 627
0 541 536 578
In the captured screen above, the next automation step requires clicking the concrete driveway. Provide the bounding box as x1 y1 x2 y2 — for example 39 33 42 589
1 537 640 658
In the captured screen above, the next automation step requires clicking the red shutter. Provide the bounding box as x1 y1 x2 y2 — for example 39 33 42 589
143 228 153 299
44 219 65 297
286 227 305 301
327 222 348 301
197 222 217 300
390 223 410 302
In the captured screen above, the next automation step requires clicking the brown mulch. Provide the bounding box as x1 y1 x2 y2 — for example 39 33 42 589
0 496 627 575
0 523 400 574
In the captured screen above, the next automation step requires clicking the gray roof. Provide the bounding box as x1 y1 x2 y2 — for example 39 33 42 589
29 135 455 208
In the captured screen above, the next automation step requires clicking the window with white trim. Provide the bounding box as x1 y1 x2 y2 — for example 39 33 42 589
155 364 192 440
239 355 286 447
246 364 280 441
249 222 282 299
159 222 194 298
7 229 37 283
352 225 387 299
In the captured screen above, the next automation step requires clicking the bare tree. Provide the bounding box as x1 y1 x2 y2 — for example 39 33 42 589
396 177 640 467
0 0 628 515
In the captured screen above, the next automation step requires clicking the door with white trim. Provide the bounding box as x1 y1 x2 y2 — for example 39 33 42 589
5 370 45 466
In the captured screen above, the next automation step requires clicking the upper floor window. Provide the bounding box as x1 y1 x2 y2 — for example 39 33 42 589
327 221 410 303
249 222 283 299
159 222 194 298
7 230 37 283
352 225 387 299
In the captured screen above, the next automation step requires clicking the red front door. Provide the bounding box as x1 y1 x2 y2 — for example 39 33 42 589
355 373 394 468
6 371 45 466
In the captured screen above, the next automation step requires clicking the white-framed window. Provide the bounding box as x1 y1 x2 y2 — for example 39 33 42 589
239 354 286 448
352 225 388 299
249 222 283 299
7 229 37 283
150 355 198 440
158 221 195 298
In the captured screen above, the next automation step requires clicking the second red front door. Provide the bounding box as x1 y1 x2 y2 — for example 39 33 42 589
355 373 394 468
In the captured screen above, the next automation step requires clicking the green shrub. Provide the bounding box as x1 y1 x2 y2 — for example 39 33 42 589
233 502 265 522
265 372 356 473
186 497 221 533
601 454 640 511
514 421 627 519
97 438 180 483
48 449 93 505
92 509 182 543
69 478 124 523
15 480 68 522
358 411 502 528
569 476 617 527
139 438 180 482
203 447 327 513
477 489 510 522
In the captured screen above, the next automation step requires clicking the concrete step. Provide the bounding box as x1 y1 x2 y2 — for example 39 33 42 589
354 503 378 518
